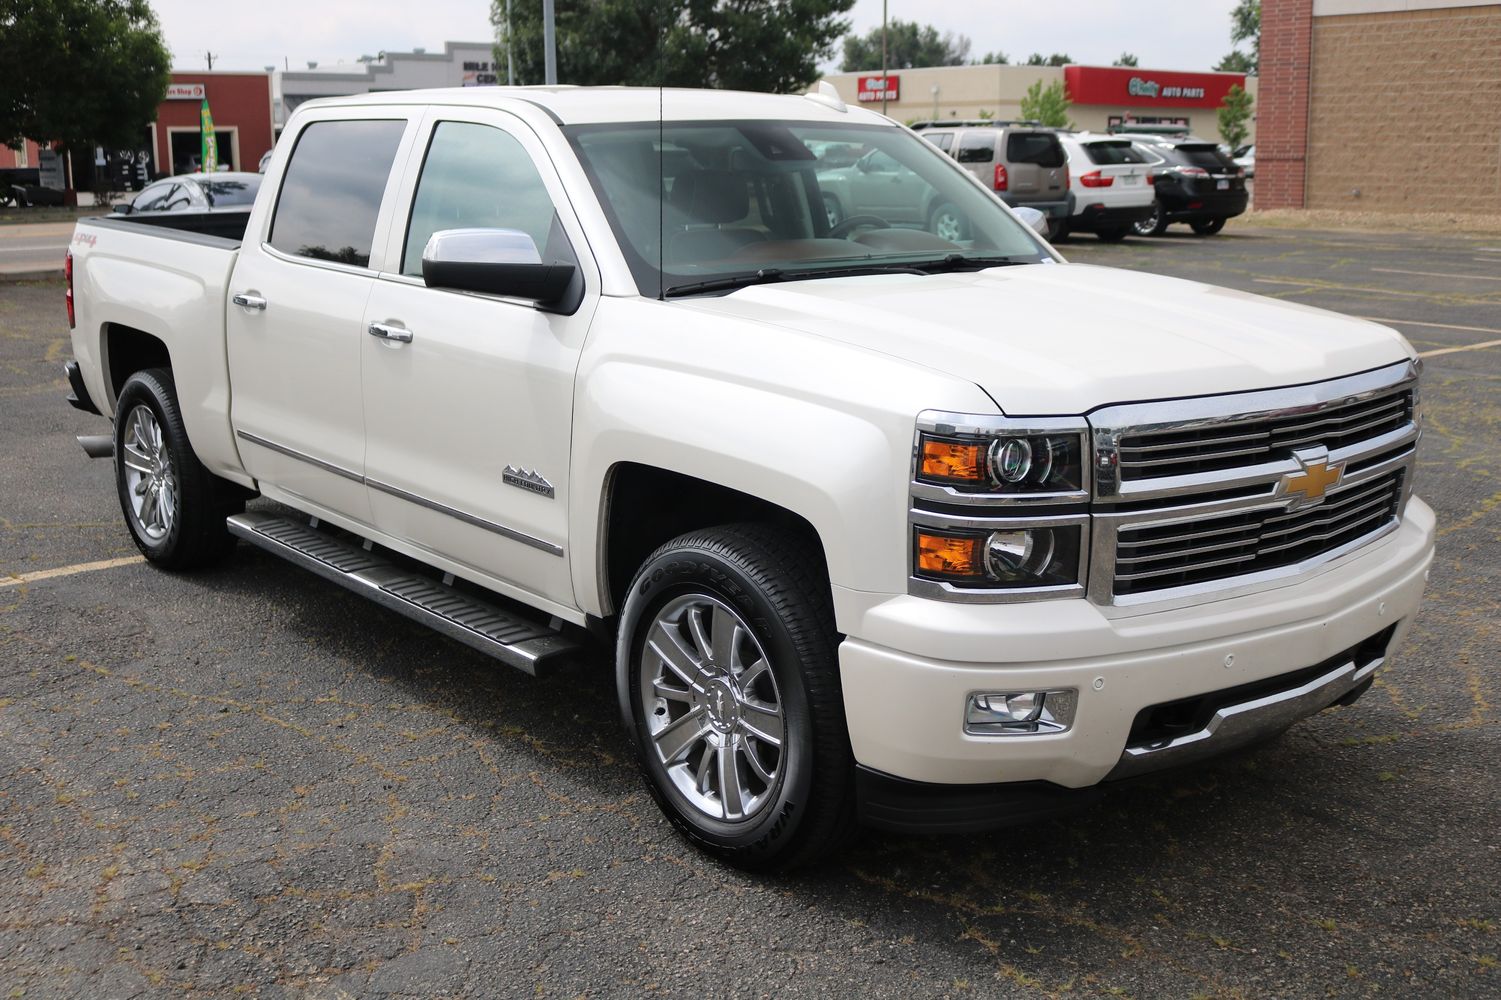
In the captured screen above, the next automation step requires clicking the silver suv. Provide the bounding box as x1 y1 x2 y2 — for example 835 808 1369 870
915 122 1071 238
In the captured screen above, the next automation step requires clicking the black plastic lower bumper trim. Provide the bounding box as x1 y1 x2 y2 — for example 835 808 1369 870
855 766 1100 835
64 360 101 415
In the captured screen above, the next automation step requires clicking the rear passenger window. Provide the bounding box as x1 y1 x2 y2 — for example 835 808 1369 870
269 119 406 268
402 122 560 277
923 132 954 153
1084 141 1148 166
1006 133 1065 169
956 133 995 163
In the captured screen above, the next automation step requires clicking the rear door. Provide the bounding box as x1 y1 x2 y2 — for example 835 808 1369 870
226 109 417 522
848 148 925 225
1003 130 1067 203
953 130 996 188
358 107 599 610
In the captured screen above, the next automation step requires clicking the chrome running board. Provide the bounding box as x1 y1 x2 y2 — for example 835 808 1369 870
226 511 581 676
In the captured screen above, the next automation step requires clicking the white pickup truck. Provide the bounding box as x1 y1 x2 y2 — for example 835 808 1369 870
64 87 1433 870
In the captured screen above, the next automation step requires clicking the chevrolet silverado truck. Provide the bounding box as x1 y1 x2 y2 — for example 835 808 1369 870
63 87 1434 871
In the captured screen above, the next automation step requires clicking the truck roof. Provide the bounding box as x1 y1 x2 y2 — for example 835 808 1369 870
297 86 896 127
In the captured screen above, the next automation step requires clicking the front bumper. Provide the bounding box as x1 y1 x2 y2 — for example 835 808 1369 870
836 498 1434 803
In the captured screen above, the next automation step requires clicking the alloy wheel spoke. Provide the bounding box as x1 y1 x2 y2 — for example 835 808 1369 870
686 605 714 665
651 676 694 703
122 443 154 475
649 621 708 690
743 741 774 784
740 700 783 748
652 705 708 764
694 742 716 793
739 658 770 692
716 744 745 819
710 605 740 672
138 487 158 528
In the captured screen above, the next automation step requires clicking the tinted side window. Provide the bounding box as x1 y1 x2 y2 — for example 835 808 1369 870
956 133 995 163
1083 141 1148 166
269 119 405 268
132 182 174 212
402 122 559 277
923 132 954 152
1176 143 1238 171
1006 133 1065 168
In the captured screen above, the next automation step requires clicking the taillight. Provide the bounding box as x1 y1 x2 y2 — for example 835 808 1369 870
994 164 1008 191
65 250 75 329
1177 166 1209 178
1146 173 1157 185
1078 170 1114 188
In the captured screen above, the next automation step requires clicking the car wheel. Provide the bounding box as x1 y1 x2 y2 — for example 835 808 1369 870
1132 202 1167 237
617 524 856 872
1044 217 1066 242
1190 217 1227 236
114 368 245 570
928 201 969 243
821 194 843 231
1095 226 1130 242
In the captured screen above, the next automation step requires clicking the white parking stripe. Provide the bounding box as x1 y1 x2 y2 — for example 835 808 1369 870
1360 317 1501 336
0 556 144 588
1370 267 1501 282
1417 338 1501 359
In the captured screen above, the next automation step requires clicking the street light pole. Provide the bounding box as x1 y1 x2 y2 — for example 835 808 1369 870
506 0 515 85
543 0 557 85
880 0 888 116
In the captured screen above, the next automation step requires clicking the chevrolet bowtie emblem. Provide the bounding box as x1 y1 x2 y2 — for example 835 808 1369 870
1279 448 1344 509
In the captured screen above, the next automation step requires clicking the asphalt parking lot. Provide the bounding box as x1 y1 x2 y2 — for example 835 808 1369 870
2 225 1498 999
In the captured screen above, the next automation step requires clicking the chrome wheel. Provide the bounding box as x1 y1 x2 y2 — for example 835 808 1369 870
1133 202 1163 237
120 404 177 541
932 204 965 242
638 593 785 823
822 195 841 229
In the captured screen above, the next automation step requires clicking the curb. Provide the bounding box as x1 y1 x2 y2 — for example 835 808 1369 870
0 269 64 283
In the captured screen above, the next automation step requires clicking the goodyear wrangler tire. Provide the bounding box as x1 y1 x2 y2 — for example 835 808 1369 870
617 524 856 871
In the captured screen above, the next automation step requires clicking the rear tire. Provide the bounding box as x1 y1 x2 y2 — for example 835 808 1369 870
821 194 843 231
1095 226 1130 242
113 368 244 570
1044 217 1065 242
927 201 970 243
617 524 856 872
1133 201 1168 237
1190 217 1227 236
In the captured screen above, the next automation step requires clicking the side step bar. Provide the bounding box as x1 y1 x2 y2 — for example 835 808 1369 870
226 511 583 675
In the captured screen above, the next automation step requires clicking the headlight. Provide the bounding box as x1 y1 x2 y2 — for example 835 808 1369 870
917 429 1087 496
914 523 1084 591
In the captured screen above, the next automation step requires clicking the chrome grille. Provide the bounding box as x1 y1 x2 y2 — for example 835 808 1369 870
1112 470 1404 596
1088 361 1421 608
1117 387 1412 481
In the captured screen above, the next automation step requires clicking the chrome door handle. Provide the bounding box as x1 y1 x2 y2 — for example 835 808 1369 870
232 292 266 310
368 321 413 343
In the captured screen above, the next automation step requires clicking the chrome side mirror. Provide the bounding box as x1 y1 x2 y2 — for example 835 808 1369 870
421 228 576 305
1014 207 1050 239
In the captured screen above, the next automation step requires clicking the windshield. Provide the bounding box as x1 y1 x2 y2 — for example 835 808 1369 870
566 121 1050 297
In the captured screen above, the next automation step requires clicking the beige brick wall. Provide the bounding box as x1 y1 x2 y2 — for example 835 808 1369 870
1307 4 1501 212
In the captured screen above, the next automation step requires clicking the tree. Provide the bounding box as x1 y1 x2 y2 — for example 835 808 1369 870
975 50 1009 65
493 0 854 93
1024 52 1072 67
0 0 171 158
839 18 969 72
1113 52 1138 67
1216 0 1259 75
1019 79 1071 128
1217 83 1254 150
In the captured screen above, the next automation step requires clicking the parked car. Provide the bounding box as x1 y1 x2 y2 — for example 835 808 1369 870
1128 135 1248 236
1055 133 1154 241
816 147 965 240
1234 143 1256 178
3 183 66 208
258 149 274 173
913 121 1071 239
114 172 262 215
65 87 1432 872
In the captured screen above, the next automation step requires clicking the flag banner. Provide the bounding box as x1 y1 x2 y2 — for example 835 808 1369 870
200 99 217 173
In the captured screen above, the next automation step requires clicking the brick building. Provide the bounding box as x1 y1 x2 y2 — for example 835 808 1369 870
1259 0 1501 212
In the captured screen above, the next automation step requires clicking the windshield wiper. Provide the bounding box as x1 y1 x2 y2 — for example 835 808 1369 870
913 253 1032 274
663 264 927 298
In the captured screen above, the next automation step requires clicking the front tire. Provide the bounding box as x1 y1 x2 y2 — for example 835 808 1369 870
928 201 970 243
617 524 855 871
114 368 244 569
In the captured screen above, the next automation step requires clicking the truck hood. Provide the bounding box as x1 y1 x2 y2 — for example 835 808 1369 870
677 262 1414 415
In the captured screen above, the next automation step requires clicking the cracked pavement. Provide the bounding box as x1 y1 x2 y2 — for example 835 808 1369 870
1 224 1498 998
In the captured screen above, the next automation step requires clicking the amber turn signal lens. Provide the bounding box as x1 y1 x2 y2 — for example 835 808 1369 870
916 532 982 578
920 439 985 482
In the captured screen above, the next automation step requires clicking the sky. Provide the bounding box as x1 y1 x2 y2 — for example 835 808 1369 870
148 0 1246 75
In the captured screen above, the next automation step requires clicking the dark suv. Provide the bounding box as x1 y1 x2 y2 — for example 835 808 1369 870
1129 136 1248 236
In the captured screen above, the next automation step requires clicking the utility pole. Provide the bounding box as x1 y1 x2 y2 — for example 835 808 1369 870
543 0 557 85
880 0 888 116
506 0 514 85
205 51 216 70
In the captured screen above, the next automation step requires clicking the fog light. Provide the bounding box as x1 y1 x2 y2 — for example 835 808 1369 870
965 689 1077 736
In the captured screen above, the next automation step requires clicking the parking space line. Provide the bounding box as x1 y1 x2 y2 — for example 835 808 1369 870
1417 338 1501 359
1360 317 1501 335
1370 267 1501 282
0 556 144 588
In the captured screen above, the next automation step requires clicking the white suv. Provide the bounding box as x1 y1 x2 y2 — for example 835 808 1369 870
1056 133 1155 242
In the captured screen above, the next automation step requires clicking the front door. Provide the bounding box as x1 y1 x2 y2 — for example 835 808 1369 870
227 113 415 522
359 111 597 609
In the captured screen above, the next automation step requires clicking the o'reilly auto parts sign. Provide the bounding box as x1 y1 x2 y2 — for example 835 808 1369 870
856 75 899 103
